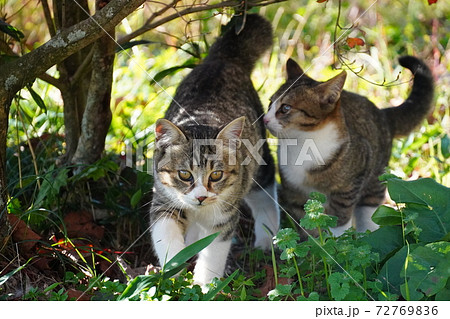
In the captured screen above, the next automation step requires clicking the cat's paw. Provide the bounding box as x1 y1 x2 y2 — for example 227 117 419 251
254 235 272 251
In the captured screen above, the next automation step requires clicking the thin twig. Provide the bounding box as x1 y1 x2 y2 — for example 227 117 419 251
41 0 56 37
118 0 286 45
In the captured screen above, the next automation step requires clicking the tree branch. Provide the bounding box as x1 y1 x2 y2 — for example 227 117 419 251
118 0 286 45
0 0 146 97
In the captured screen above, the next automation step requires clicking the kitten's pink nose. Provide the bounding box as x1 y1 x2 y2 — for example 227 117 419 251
197 196 207 204
263 116 269 125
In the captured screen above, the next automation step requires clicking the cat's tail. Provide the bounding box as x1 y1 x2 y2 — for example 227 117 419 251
383 56 434 137
206 14 273 73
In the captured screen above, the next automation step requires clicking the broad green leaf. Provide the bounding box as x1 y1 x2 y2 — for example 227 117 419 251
363 225 403 262
435 280 450 301
162 232 219 276
372 205 402 226
401 242 450 300
386 177 450 213
386 177 450 242
377 244 420 296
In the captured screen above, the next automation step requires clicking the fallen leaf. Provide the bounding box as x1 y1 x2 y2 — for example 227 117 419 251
67 288 90 301
428 0 438 4
346 37 365 48
64 211 104 240
7 214 41 254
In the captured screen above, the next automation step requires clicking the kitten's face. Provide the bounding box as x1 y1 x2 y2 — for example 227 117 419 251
263 59 346 137
154 117 245 211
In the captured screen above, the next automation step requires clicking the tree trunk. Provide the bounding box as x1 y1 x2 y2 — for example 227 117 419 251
0 0 146 250
54 0 93 163
0 95 12 250
71 27 115 165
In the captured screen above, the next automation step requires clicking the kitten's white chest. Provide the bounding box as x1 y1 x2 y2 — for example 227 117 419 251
278 122 343 190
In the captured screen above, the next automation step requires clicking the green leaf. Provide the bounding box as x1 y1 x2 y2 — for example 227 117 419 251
441 134 450 158
378 244 420 297
116 40 154 52
202 269 238 301
401 242 450 300
363 226 403 262
372 205 402 226
117 275 158 301
328 272 350 301
163 232 220 276
0 259 30 286
267 284 293 300
130 189 142 208
386 177 450 242
273 228 300 250
43 282 62 293
150 60 197 85
310 192 327 203
35 167 69 207
0 20 25 41
26 85 47 112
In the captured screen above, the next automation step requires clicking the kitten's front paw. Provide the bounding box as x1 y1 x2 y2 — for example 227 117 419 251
254 235 272 251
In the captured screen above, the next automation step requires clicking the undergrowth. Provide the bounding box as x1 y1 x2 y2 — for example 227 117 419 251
2 173 448 301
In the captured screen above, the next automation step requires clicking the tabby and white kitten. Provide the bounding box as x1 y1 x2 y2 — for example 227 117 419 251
264 56 434 237
150 14 279 286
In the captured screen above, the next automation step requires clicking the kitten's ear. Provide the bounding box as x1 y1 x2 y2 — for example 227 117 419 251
319 71 347 111
217 116 246 146
286 58 307 80
154 119 187 147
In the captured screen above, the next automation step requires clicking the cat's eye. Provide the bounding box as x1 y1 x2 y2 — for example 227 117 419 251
209 170 223 182
279 104 292 114
178 170 193 182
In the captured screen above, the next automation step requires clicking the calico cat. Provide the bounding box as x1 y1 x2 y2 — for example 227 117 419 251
150 14 279 286
264 56 434 237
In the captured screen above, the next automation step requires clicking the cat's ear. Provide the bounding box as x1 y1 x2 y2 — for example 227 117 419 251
216 116 246 147
154 119 187 147
286 58 307 80
319 71 347 111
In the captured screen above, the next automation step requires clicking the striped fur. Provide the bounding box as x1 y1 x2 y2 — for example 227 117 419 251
150 14 279 285
264 56 434 238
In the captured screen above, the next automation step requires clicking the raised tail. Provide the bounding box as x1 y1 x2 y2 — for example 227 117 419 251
206 14 273 73
383 56 434 137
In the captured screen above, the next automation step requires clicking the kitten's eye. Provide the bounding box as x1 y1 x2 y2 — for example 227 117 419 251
178 170 193 182
279 104 292 114
209 170 223 182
